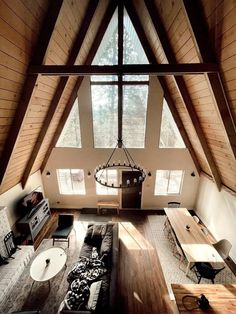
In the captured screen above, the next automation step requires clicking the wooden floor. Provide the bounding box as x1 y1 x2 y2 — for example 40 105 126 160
32 209 173 314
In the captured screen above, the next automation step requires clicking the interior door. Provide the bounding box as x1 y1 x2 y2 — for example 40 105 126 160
121 171 142 208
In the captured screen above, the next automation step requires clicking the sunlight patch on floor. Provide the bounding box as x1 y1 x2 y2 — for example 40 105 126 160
119 222 153 250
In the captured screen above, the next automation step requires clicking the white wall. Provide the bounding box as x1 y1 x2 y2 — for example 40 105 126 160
43 77 199 209
195 175 236 262
0 171 44 227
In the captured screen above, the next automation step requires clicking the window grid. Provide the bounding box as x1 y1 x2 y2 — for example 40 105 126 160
57 169 86 195
155 170 184 196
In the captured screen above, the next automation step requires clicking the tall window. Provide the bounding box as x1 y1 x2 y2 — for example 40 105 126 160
155 170 184 195
96 169 118 195
91 85 118 148
56 99 81 148
159 99 185 148
57 169 86 195
91 8 149 148
123 85 148 148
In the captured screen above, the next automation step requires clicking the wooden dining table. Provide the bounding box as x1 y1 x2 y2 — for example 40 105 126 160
164 208 224 275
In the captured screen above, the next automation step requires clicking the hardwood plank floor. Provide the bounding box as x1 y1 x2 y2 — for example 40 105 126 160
30 209 173 313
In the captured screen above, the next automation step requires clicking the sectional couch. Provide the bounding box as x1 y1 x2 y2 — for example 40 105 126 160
59 222 119 314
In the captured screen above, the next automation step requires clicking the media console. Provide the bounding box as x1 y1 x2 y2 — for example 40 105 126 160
17 199 51 242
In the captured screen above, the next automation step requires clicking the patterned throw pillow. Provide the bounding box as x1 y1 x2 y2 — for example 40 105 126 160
64 279 90 310
86 280 102 311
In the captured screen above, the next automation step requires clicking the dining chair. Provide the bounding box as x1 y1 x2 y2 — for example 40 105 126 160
167 202 181 208
52 214 74 247
213 239 232 260
193 215 200 224
191 262 225 284
170 229 186 270
164 202 181 234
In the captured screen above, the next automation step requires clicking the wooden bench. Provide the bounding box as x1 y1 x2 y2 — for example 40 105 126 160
97 201 120 215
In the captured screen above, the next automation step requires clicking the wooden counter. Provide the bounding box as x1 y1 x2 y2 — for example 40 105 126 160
172 284 236 313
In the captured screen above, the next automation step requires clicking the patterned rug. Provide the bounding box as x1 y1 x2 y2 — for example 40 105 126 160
147 215 236 299
0 222 87 314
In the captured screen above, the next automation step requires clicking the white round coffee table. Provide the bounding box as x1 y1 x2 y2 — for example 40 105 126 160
30 247 67 284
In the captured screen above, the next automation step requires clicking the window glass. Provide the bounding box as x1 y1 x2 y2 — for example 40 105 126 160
123 9 148 81
96 169 118 195
155 170 184 195
123 85 148 148
159 99 185 148
57 169 85 195
56 99 81 148
92 9 118 67
91 85 118 148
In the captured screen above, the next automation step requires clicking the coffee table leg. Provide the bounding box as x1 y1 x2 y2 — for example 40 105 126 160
28 280 35 297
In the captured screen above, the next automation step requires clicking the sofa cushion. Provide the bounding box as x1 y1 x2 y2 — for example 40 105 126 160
86 280 102 311
84 224 107 246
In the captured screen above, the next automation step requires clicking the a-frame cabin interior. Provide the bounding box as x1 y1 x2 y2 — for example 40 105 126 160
0 0 236 313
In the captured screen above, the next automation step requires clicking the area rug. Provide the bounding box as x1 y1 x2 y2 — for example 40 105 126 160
79 213 113 222
147 215 236 299
0 223 86 314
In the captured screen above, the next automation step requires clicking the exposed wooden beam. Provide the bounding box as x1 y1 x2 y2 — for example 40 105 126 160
0 0 63 186
29 63 218 76
125 0 201 175
182 0 236 158
21 0 99 188
144 0 222 190
41 1 118 173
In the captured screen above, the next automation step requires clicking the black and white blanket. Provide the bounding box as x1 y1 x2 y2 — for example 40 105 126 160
67 247 107 284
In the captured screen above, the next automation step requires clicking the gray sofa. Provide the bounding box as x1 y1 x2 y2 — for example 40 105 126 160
60 222 119 314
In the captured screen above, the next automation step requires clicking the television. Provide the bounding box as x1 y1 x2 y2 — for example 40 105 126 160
20 187 44 218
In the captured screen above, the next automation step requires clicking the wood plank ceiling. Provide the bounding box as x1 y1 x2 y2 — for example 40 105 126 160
0 0 235 194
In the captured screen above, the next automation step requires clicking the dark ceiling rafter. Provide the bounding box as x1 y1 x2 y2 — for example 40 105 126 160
29 63 218 76
41 0 118 173
144 0 222 190
182 0 236 159
118 0 124 143
21 0 100 188
0 0 63 187
124 0 201 174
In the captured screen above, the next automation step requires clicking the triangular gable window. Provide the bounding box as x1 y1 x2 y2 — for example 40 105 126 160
56 99 81 148
91 8 149 148
159 99 185 148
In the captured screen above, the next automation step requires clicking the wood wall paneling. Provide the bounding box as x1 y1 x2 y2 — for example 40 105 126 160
0 0 63 194
21 0 100 188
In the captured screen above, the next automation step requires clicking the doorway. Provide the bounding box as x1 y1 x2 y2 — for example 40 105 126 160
121 171 142 208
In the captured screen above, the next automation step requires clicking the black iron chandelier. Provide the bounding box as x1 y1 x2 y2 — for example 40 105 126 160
94 139 146 189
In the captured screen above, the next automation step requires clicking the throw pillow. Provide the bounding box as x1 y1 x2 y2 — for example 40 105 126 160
64 279 90 311
100 225 113 256
84 225 94 244
91 224 107 239
86 280 102 311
